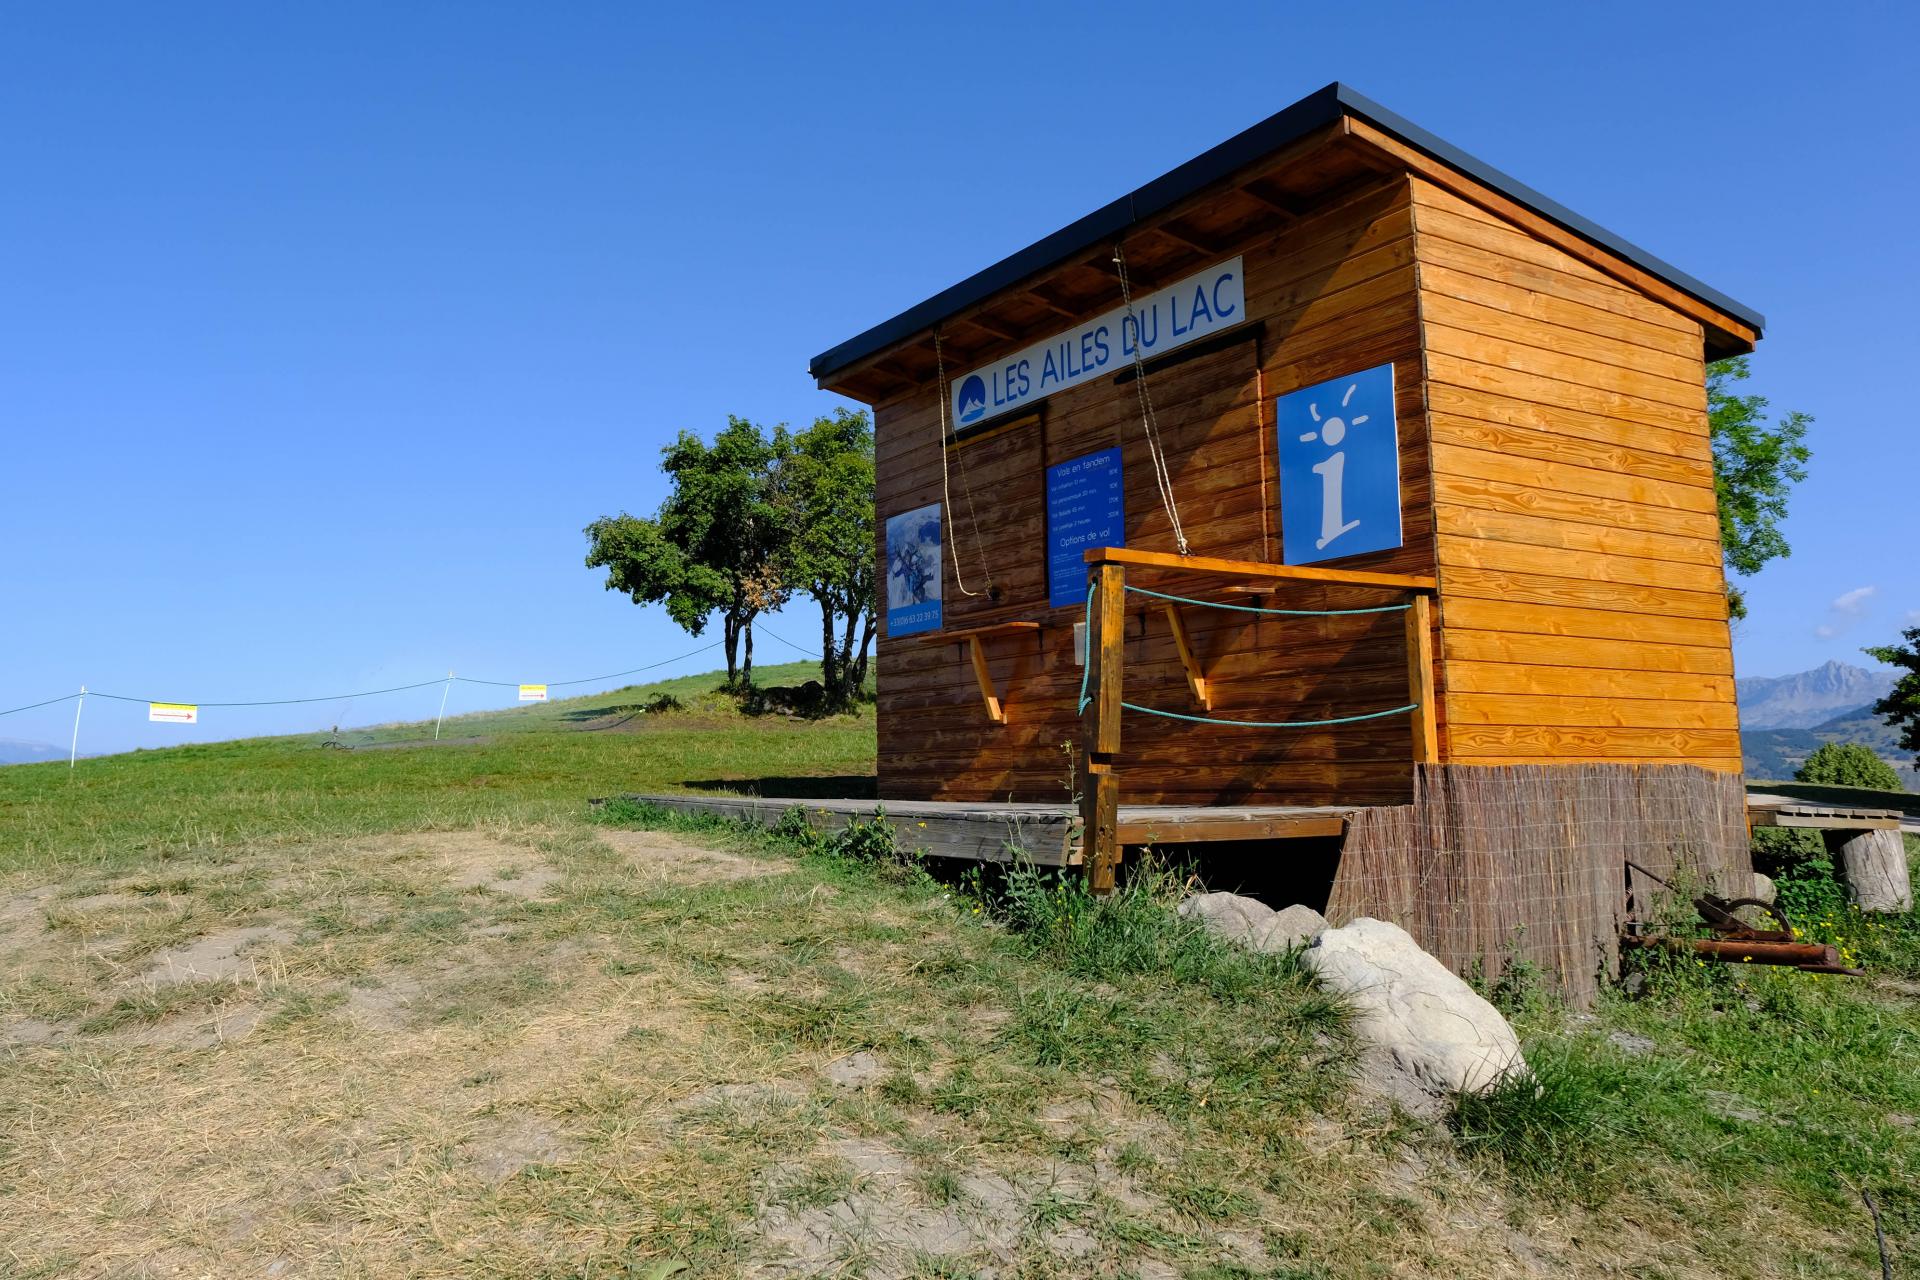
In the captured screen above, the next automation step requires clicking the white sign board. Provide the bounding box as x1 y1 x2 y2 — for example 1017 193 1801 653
950 258 1245 429
518 684 548 702
149 702 199 724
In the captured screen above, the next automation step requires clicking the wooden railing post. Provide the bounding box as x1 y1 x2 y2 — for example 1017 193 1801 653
1081 560 1125 894
1404 592 1439 765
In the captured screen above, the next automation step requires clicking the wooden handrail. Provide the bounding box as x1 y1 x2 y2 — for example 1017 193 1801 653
1083 546 1436 593
1077 553 1442 895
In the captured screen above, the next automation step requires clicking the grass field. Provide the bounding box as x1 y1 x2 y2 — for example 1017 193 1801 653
2 665 1917 1278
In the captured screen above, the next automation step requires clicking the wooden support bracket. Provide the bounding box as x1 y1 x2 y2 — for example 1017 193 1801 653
917 621 1040 726
967 635 1004 724
1159 602 1212 710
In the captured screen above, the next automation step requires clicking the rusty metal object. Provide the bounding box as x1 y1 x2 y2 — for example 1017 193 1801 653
1620 933 1865 976
1624 859 1794 942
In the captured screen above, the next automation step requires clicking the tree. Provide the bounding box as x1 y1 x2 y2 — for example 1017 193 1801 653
772 408 876 710
1865 626 1920 772
1795 741 1903 792
585 418 786 687
1708 357 1811 620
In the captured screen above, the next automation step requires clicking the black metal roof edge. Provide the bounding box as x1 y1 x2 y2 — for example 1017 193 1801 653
809 83 1763 384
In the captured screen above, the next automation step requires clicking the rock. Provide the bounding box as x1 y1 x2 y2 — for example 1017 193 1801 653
1253 904 1328 952
1304 917 1526 1098
1606 1030 1655 1056
1750 872 1776 905
1178 893 1275 948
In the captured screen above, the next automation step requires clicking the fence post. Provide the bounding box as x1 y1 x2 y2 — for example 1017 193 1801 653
1081 560 1125 894
1404 593 1439 764
69 685 86 769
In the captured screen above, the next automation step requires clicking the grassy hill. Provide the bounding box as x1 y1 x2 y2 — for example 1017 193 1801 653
2 662 1917 1277
1743 702 1918 790
0 660 876 874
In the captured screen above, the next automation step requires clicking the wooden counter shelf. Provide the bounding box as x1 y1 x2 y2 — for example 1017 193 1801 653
916 620 1042 725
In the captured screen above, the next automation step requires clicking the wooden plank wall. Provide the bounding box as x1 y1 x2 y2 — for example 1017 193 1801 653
1410 179 1741 770
1333 763 1753 1007
873 177 1440 805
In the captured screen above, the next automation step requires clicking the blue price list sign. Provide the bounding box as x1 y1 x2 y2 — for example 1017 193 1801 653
1046 447 1124 608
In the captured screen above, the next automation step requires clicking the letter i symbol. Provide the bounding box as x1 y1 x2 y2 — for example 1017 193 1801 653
1298 382 1368 550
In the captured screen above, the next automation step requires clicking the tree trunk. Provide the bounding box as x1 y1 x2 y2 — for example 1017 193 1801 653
1826 829 1914 912
850 615 873 692
819 598 841 706
742 618 754 687
722 615 740 686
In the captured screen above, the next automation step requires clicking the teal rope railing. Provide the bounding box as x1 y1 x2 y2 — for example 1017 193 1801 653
1072 580 1419 728
1123 583 1411 617
1121 700 1416 728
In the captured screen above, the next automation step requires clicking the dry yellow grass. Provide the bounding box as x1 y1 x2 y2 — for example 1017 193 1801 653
0 815 1882 1279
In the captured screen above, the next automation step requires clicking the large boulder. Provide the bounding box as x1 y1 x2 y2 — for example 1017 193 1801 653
1304 917 1526 1099
1178 893 1327 953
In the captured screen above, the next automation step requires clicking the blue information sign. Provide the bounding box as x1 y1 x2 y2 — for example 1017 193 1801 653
1046 447 1125 608
1275 362 1402 565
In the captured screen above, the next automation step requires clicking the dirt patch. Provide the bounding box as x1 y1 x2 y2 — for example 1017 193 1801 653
354 831 564 900
137 926 291 986
822 1050 887 1089
344 975 427 1030
597 828 774 884
116 1001 265 1049
466 1111 572 1183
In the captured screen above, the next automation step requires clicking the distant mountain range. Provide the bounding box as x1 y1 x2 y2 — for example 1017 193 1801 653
1736 659 1895 729
1738 660 1912 786
0 739 63 766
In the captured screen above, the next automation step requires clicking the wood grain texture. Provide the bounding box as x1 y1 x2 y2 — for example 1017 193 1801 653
1414 174 1738 770
871 178 1438 804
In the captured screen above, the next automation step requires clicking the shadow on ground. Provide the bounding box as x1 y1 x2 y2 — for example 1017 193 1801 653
682 775 878 799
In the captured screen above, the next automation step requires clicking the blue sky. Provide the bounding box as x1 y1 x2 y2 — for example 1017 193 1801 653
3 1 1914 755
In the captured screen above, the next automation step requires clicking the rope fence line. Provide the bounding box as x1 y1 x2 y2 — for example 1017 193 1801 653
1074 586 1421 730
1 625 829 764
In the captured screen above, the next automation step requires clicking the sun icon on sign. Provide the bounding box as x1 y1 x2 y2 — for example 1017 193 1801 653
1297 381 1368 447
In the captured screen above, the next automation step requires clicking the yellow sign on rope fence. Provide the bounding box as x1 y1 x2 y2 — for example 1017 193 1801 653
148 702 199 724
518 684 548 702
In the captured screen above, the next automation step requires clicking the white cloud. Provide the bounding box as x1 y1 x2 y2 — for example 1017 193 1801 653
1831 585 1877 615
1812 585 1878 640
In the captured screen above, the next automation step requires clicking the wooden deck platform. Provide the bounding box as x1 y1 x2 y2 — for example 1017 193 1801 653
622 789 1916 867
1747 792 1910 833
622 794 1355 866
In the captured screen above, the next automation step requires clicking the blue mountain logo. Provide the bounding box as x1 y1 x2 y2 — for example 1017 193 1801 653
956 374 987 424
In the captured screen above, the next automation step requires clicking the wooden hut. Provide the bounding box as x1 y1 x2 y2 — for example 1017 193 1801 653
805 84 1765 996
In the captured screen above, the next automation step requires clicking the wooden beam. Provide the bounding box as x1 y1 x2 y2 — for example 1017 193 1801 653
967 636 1005 725
1160 602 1212 710
1404 593 1440 764
1117 814 1347 843
1151 218 1226 256
1025 283 1083 320
960 313 1019 343
1081 561 1126 894
1085 545 1437 593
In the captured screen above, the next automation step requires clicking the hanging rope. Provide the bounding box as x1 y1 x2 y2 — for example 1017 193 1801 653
932 329 992 597
1113 245 1190 555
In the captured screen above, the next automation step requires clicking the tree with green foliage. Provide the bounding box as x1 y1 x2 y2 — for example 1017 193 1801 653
771 408 877 710
1707 357 1811 620
1865 626 1920 772
584 418 786 688
1794 741 1903 792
